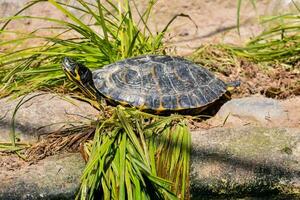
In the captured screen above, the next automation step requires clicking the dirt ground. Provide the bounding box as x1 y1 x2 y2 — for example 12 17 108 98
0 0 270 55
136 0 268 55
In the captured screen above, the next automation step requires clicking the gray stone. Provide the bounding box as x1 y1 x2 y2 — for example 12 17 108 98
209 96 300 128
216 96 287 125
1 93 300 199
1 126 299 199
0 92 98 142
190 126 300 198
280 96 300 128
0 153 85 200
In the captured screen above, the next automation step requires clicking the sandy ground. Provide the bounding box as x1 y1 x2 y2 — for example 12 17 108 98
136 0 269 55
0 0 271 55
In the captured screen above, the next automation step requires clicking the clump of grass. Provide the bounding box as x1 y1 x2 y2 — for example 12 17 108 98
235 0 300 65
0 0 168 98
191 43 300 99
79 106 190 200
188 44 240 74
233 14 300 64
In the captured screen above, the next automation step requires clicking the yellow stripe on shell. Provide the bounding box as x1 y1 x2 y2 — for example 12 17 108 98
156 105 166 112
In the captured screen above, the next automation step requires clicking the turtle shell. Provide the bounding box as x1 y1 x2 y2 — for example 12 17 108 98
93 55 227 112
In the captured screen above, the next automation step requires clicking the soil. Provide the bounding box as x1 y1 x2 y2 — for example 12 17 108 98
1 0 267 54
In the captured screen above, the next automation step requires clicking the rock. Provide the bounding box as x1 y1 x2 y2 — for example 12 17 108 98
0 92 98 142
280 97 300 128
190 126 300 198
0 153 85 200
209 96 300 128
1 93 300 199
1 126 299 199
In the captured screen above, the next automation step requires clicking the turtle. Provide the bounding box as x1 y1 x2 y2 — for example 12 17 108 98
61 55 239 114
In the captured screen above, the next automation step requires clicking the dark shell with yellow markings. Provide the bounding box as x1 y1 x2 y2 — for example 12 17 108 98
93 55 227 112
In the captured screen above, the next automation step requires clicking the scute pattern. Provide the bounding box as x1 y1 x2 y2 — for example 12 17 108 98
93 55 227 111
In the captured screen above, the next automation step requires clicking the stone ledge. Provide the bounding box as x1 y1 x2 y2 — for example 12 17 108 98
0 93 299 199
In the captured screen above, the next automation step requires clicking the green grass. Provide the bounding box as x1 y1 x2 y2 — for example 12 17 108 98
235 0 300 64
78 106 190 200
0 0 168 98
233 14 300 63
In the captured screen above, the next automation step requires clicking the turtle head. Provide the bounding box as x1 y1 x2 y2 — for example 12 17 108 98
62 57 99 100
62 57 92 84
